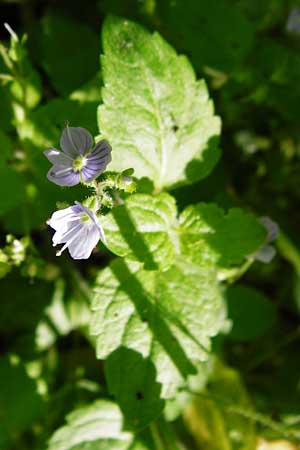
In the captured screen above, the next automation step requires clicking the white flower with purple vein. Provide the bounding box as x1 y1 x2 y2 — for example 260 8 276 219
44 126 112 186
48 202 105 259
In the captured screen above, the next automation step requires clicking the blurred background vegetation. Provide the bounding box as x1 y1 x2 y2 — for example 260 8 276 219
1 0 300 449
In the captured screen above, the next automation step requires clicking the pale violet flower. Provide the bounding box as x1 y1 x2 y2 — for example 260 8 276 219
286 8 300 35
252 216 279 263
44 126 112 186
48 202 105 260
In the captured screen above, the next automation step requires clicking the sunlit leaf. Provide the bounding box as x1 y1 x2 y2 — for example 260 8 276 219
47 399 133 450
101 193 178 270
90 256 225 405
98 16 221 189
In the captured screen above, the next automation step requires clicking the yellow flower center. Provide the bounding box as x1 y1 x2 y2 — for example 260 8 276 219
73 156 87 172
81 213 90 223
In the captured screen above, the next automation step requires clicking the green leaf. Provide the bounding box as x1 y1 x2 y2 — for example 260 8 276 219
101 193 178 270
90 256 225 402
47 399 133 450
226 285 276 341
3 30 42 109
0 354 44 448
180 203 267 268
233 0 284 30
98 16 221 190
105 348 164 430
39 15 99 95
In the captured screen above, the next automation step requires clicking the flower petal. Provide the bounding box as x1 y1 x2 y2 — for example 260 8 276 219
44 148 73 165
60 127 93 157
259 217 279 243
253 245 276 263
47 166 80 186
87 140 112 163
52 222 84 246
79 202 106 242
48 204 83 234
68 224 101 259
82 140 112 182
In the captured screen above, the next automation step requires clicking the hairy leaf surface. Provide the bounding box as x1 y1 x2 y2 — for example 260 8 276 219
98 16 221 189
180 203 267 268
101 193 178 270
90 256 225 409
47 400 133 450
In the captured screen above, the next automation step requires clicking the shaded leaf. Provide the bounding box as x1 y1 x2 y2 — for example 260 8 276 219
183 362 256 450
226 285 277 341
0 131 12 167
180 203 266 268
0 355 44 448
0 167 27 216
39 15 99 95
157 0 254 72
105 348 164 430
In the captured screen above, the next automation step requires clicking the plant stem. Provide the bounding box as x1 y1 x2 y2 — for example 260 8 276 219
187 389 300 442
150 422 166 450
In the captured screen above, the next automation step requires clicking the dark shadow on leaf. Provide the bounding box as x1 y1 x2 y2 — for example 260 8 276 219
185 136 221 185
105 347 164 430
182 204 266 267
111 259 197 379
111 204 159 270
136 176 155 194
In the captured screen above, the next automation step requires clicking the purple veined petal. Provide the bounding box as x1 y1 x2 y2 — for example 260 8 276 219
253 244 276 263
87 140 112 163
82 140 112 182
55 222 90 257
259 217 279 242
44 148 73 166
52 221 84 246
49 205 77 223
81 166 100 182
48 205 81 229
68 224 101 259
48 206 82 240
47 166 80 187
48 202 104 260
60 127 93 157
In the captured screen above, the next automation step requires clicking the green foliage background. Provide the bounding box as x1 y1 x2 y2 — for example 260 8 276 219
1 0 300 449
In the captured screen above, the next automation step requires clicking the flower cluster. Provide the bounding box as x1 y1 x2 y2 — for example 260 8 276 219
45 126 112 260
